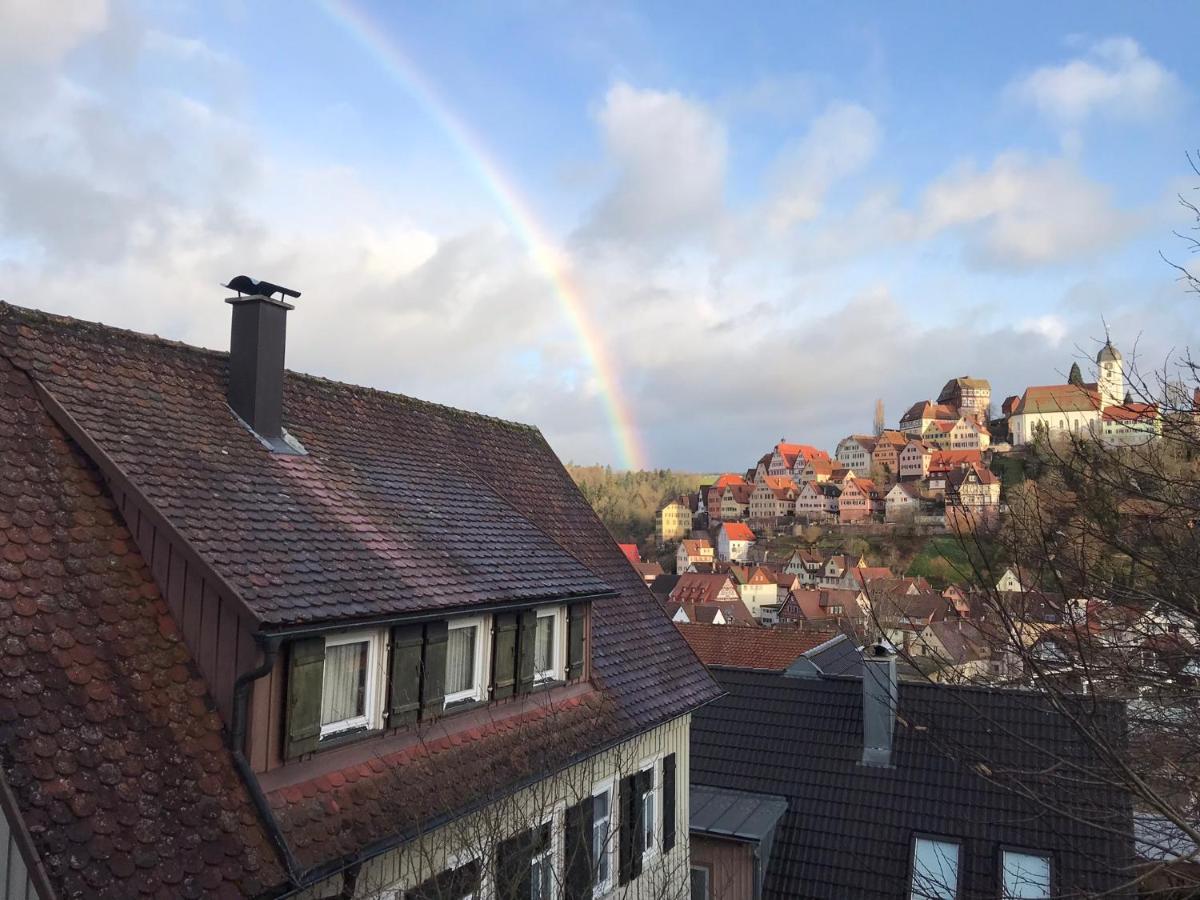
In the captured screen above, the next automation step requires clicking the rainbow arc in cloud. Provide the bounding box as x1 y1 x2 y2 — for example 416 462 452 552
317 0 647 471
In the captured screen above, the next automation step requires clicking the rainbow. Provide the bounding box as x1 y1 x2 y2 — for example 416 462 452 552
315 0 647 471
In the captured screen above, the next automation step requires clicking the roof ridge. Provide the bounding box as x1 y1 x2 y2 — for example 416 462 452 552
0 299 541 434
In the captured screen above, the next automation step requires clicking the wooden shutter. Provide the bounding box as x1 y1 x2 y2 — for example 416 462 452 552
662 753 677 851
495 828 533 900
564 795 595 900
491 612 518 699
388 623 424 727
567 602 587 681
618 774 643 885
284 636 325 759
516 609 537 694
405 860 481 900
420 620 449 719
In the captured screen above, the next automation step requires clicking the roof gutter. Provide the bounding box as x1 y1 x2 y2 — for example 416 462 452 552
229 633 305 890
258 589 618 641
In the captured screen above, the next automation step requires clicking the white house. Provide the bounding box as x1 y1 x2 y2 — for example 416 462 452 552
717 522 755 562
835 435 876 471
884 481 921 522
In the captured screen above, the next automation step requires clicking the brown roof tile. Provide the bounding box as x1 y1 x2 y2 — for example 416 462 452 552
0 356 283 898
675 623 839 671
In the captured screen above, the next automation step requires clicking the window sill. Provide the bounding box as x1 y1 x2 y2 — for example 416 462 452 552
317 724 380 752
443 696 488 716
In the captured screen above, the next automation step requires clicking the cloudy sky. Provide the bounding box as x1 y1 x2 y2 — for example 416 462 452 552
1 1 1197 471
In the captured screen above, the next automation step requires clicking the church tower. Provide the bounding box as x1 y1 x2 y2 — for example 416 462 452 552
1097 340 1124 410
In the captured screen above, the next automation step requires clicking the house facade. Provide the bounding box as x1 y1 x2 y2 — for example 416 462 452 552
870 430 908 484
749 476 799 522
717 522 755 562
898 440 932 479
937 375 992 422
738 566 782 621
656 496 693 544
0 297 719 899
794 480 841 522
884 481 921 522
835 435 876 472
676 539 715 575
838 477 882 523
719 483 754 522
706 474 747 524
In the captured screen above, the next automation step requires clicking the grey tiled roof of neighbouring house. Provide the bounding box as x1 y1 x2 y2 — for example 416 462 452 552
690 785 788 842
784 632 862 677
692 668 1135 899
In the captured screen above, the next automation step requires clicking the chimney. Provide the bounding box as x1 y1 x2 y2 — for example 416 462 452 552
861 642 898 767
224 275 304 453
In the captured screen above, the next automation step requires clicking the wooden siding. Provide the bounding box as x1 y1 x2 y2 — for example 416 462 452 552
294 714 694 899
111 485 259 728
691 836 755 900
0 776 45 900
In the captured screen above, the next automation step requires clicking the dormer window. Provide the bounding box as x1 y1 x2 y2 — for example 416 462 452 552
446 617 486 706
534 606 565 684
283 602 590 759
319 630 383 738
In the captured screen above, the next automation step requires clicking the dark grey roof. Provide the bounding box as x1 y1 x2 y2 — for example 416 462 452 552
690 785 788 842
692 669 1135 899
785 633 861 677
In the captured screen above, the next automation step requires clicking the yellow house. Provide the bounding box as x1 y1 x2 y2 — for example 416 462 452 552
656 496 693 543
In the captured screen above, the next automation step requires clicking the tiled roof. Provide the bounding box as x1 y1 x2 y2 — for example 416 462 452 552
929 449 982 470
269 691 624 870
676 624 838 671
1015 383 1100 416
618 543 641 564
1102 402 1158 422
692 670 1133 898
668 601 754 626
680 539 712 555
670 574 736 605
0 302 721 889
720 522 755 541
0 356 283 898
713 473 747 489
724 483 754 504
761 475 797 491
0 304 611 627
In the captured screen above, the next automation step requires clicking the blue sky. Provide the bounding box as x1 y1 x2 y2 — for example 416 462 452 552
1 1 1198 470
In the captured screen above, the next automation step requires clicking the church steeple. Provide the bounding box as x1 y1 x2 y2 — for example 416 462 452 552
1097 340 1124 410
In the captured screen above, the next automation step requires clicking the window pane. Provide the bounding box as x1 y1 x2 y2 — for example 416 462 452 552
1003 852 1050 899
911 839 958 900
321 641 368 727
446 626 477 696
593 790 611 884
531 851 552 900
535 616 554 675
642 781 655 852
690 866 710 900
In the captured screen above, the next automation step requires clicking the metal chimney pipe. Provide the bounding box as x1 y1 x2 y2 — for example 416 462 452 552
862 642 898 767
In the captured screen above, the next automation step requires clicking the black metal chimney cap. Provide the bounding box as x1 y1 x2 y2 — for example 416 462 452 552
223 275 301 302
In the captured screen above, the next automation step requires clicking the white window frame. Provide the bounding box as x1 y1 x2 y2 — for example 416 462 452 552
638 757 659 861
530 815 556 900
690 865 711 900
533 606 565 684
445 615 488 707
320 629 384 739
592 778 615 894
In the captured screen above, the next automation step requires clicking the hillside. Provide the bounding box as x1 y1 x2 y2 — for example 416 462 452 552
565 464 713 550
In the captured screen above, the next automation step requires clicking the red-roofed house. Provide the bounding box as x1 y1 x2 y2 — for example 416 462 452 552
676 538 715 573
749 475 799 523
838 476 883 523
706 473 747 522
675 623 840 671
795 480 841 522
898 440 933 479
618 543 641 565
718 522 756 562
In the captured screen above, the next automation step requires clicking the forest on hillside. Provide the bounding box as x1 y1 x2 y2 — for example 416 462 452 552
565 465 712 550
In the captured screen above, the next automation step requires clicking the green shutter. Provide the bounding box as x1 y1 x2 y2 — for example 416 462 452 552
567 602 587 681
564 795 595 900
516 609 537 694
388 623 424 727
420 620 449 719
492 612 518 699
285 636 325 759
495 828 533 900
662 754 677 851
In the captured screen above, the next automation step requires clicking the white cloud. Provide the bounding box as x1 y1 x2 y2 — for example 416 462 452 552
920 153 1142 267
1018 314 1069 346
1009 37 1181 128
765 101 880 230
577 82 727 245
0 0 108 65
